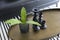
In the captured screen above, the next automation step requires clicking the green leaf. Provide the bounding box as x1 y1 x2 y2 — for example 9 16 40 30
26 21 41 26
21 7 27 24
5 19 22 26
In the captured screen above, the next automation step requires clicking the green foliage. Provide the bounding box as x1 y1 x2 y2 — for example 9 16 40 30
21 7 27 24
5 7 41 26
5 19 22 26
26 21 41 26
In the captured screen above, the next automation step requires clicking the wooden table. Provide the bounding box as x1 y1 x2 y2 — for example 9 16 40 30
8 10 60 40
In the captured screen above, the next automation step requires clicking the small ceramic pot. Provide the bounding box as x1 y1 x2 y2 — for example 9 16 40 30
19 24 29 33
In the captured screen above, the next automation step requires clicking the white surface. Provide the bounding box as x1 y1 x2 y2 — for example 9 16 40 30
40 0 60 11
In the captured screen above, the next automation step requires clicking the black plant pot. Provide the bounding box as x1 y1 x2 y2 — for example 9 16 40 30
19 24 29 33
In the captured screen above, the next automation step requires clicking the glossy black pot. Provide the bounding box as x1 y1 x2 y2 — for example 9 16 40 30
19 24 29 33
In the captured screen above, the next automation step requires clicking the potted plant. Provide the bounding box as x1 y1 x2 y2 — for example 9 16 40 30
5 7 41 33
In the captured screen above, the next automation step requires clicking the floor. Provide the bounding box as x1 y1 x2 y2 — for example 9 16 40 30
8 10 60 40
